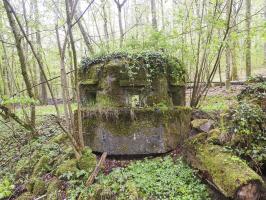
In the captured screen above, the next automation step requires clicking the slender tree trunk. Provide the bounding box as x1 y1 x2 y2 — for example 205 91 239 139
245 0 251 78
5 0 60 116
33 0 48 105
160 0 165 30
101 0 109 49
3 0 36 130
225 0 231 90
264 0 266 66
74 9 94 54
114 0 127 47
151 0 157 30
67 0 85 149
118 6 123 47
225 47 231 89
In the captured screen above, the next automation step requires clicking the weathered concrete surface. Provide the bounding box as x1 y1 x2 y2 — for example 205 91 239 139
82 107 191 155
78 52 189 155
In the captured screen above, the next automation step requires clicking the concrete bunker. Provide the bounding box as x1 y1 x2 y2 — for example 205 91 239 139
78 52 191 155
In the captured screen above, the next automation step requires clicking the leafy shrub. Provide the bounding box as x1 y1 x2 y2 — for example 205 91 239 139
226 101 266 168
238 81 266 102
87 156 210 200
0 178 14 199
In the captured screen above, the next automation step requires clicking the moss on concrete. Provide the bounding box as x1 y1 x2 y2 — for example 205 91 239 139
82 106 191 136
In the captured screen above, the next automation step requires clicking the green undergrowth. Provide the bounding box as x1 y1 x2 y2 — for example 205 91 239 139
224 100 266 169
86 156 210 200
16 103 77 117
199 95 237 112
0 114 96 200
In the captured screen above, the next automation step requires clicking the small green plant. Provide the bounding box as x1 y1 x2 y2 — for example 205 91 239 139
200 95 235 112
87 156 210 200
0 178 14 199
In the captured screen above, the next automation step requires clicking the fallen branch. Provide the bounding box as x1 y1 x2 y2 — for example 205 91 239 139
0 105 34 131
78 152 107 200
85 152 107 186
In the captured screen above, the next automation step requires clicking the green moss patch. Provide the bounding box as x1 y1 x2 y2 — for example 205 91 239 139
56 159 79 177
77 147 96 174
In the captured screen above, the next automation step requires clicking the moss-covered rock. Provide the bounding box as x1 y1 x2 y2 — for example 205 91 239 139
46 179 62 200
77 147 96 174
56 159 78 177
191 119 208 129
32 155 50 176
15 158 32 177
16 192 34 200
32 178 46 196
207 128 221 144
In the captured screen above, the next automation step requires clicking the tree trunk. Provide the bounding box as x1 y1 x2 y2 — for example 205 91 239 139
101 0 109 48
5 0 60 116
225 0 232 90
150 0 157 30
114 0 127 47
33 0 48 105
225 46 231 90
160 0 165 30
264 0 266 66
74 9 94 54
3 0 36 129
118 6 123 47
185 133 263 199
66 0 85 150
245 0 251 78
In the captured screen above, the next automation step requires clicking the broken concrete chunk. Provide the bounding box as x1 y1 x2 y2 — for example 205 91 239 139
191 119 214 132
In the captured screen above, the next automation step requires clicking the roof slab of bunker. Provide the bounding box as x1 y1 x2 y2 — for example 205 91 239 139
79 51 186 84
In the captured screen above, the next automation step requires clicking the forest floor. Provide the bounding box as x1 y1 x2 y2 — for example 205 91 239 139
0 84 265 200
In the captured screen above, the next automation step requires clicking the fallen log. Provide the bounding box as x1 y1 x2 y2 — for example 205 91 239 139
185 133 263 200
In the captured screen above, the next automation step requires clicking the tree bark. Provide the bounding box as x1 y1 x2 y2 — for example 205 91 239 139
0 105 34 131
33 0 48 105
264 0 266 66
114 0 127 47
160 0 165 30
245 0 251 78
74 11 94 54
150 0 157 30
4 0 60 116
225 0 231 90
67 0 85 150
101 0 109 49
3 0 36 129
